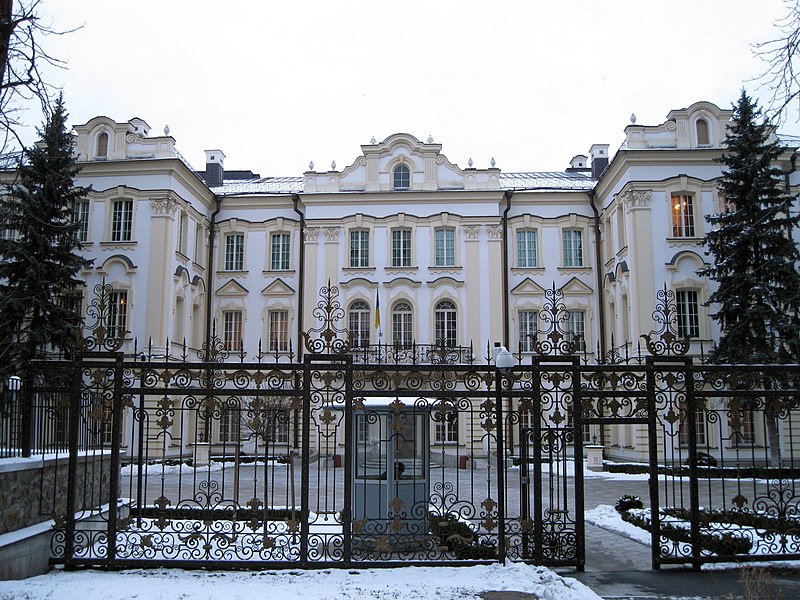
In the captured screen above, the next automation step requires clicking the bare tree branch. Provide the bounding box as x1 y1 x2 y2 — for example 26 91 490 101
0 0 77 158
754 0 800 124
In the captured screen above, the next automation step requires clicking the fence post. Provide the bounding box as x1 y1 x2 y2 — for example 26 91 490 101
494 367 507 564
645 358 661 570
20 365 34 457
684 358 702 571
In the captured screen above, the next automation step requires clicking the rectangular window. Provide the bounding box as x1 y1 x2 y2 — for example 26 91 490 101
671 194 695 237
679 403 706 446
271 233 290 271
72 199 89 242
516 230 537 268
434 228 455 267
223 310 243 352
194 224 202 263
392 308 413 347
265 408 289 445
111 199 133 242
563 229 583 267
224 233 244 271
220 408 240 443
348 306 370 348
178 212 188 255
59 291 83 318
435 305 457 347
434 411 458 443
731 403 755 445
676 290 699 338
566 310 586 352
349 230 370 268
391 229 412 267
269 310 289 352
107 290 128 339
519 310 538 352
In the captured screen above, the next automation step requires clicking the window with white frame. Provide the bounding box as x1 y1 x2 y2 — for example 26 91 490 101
348 301 371 348
111 199 133 242
220 407 240 443
270 232 290 270
96 132 109 159
671 194 696 237
178 212 188 255
679 402 707 446
72 199 89 242
566 310 586 352
265 408 290 445
349 230 369 268
675 290 699 338
434 227 455 267
730 400 755 445
107 290 128 339
696 119 710 146
393 164 410 190
516 230 537 268
434 409 458 443
434 300 457 347
392 302 413 347
518 310 538 352
268 310 289 352
193 224 202 263
391 229 412 267
562 229 583 267
224 233 244 271
223 310 243 352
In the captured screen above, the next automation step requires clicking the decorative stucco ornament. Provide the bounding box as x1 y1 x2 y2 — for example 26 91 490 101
163 124 170 135
630 113 637 124
468 157 473 168
331 160 336 170
490 157 496 167
427 134 433 143
309 161 314 171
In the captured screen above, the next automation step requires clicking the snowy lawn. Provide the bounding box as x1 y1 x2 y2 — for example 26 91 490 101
0 563 601 600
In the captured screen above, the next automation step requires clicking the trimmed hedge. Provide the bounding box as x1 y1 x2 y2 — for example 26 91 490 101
615 497 753 557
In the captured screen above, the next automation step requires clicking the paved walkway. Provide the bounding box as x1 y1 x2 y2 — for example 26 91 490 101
563 522 800 599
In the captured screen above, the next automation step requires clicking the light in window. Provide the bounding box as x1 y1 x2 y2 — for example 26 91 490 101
671 195 695 237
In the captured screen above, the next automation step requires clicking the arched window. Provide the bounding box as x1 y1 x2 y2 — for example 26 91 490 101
96 131 109 159
348 300 371 348
393 164 410 190
392 302 413 347
434 300 457 347
696 119 710 146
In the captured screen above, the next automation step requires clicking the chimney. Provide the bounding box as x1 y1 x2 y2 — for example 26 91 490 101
588 144 609 179
204 149 226 187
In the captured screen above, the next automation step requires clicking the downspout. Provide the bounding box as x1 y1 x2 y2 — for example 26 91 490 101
292 194 305 361
588 189 607 360
502 190 512 349
205 195 222 349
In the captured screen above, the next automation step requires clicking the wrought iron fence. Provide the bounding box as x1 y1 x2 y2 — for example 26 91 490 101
2 281 799 571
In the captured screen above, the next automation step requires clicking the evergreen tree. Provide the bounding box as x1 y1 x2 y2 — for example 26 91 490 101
701 90 800 364
0 93 92 364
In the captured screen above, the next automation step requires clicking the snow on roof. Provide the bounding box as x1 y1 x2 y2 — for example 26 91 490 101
211 172 597 195
499 171 596 190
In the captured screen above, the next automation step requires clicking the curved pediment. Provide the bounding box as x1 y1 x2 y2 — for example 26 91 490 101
304 133 501 194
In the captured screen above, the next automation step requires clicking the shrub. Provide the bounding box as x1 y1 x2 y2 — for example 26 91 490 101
428 512 497 559
615 495 644 514
694 452 718 467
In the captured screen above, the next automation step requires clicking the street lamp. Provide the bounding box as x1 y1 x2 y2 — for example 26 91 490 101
492 343 514 563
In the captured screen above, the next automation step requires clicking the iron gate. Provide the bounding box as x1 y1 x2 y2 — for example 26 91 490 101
17 283 797 571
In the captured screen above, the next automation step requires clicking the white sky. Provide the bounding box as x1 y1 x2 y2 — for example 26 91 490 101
20 0 800 176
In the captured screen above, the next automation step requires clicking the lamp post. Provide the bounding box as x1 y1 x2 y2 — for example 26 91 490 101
492 343 514 563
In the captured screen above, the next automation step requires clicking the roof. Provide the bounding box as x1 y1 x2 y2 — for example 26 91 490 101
211 171 597 196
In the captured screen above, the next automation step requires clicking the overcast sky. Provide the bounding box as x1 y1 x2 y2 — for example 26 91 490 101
23 0 800 176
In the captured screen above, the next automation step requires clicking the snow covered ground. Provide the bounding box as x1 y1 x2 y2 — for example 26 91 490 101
0 563 602 600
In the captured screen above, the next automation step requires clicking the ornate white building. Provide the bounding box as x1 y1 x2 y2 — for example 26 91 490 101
64 102 800 462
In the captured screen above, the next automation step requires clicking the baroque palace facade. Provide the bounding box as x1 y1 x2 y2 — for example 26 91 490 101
61 100 799 461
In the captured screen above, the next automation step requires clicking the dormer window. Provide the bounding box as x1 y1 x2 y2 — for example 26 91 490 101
96 131 109 159
696 119 710 146
393 164 410 190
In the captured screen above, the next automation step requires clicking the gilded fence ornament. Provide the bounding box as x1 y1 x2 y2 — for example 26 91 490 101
82 280 127 352
641 284 690 356
531 282 582 356
302 282 352 354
